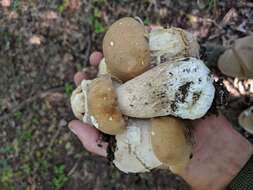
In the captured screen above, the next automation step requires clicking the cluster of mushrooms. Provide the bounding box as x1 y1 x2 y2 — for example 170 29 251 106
71 17 215 174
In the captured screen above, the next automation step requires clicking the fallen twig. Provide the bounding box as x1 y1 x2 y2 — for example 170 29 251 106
67 157 82 176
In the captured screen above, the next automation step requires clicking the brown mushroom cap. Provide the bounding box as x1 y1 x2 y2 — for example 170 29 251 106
218 34 253 79
151 117 192 174
238 106 253 134
87 75 126 135
103 17 150 82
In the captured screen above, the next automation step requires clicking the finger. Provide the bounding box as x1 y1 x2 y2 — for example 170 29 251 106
68 120 108 157
74 71 87 86
89 51 103 67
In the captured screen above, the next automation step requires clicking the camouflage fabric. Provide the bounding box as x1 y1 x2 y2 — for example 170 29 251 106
229 155 253 190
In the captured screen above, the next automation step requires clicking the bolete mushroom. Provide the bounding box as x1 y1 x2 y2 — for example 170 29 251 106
238 106 253 134
71 57 214 124
70 17 215 175
103 17 150 82
116 57 215 119
218 34 253 79
151 117 192 174
113 117 192 174
87 75 126 135
149 27 200 65
71 75 126 135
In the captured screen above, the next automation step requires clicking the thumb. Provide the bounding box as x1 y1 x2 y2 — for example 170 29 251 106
68 120 108 157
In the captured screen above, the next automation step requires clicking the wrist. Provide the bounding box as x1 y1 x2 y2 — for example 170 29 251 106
180 115 253 190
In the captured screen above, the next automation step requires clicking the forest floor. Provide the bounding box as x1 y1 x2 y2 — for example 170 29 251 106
0 0 253 190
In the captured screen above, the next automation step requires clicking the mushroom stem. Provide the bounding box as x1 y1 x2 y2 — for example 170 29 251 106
113 117 192 174
113 119 162 173
115 58 215 119
149 27 200 66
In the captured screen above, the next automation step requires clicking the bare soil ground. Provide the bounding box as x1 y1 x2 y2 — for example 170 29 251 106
0 0 253 190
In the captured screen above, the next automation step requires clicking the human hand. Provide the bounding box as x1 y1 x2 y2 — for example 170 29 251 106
68 51 253 190
69 51 108 157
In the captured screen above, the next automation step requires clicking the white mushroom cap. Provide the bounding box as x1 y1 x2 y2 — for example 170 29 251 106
113 119 163 173
116 58 215 119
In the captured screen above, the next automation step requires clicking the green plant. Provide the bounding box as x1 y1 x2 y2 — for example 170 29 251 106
39 160 49 172
14 111 22 120
143 18 151 25
207 0 217 10
58 0 69 13
21 164 32 175
0 168 15 190
1 30 12 50
18 130 33 142
94 19 105 33
89 7 106 34
94 7 102 18
92 0 107 5
52 165 69 189
0 159 10 171
0 145 15 154
64 82 74 97
32 116 39 125
11 0 20 11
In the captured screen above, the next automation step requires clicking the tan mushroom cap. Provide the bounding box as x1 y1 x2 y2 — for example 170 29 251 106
239 106 253 134
218 34 253 79
87 75 126 135
103 17 150 82
151 117 192 174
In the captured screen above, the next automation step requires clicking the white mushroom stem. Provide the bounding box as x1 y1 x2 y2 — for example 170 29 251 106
149 28 200 65
71 58 215 121
113 119 163 173
98 58 108 76
81 80 93 126
116 58 215 119
70 86 86 120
